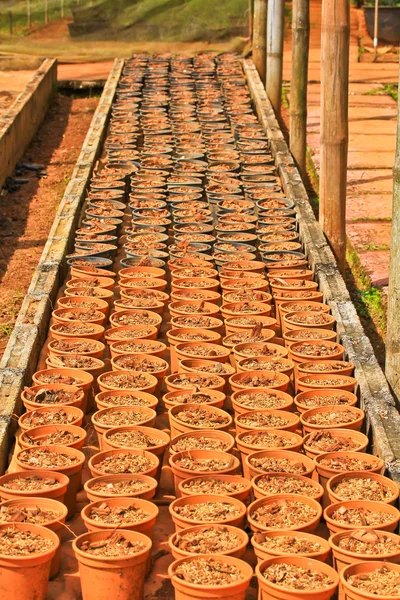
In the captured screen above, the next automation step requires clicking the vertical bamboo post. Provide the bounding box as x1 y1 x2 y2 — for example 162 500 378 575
374 0 379 59
290 0 310 177
253 0 268 85
61 0 65 18
266 0 285 114
45 0 48 24
319 0 350 274
385 59 400 398
27 0 31 29
9 10 12 36
248 0 253 41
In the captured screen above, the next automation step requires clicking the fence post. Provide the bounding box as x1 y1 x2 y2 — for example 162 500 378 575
289 0 310 177
319 0 350 274
61 0 65 18
252 0 268 85
45 0 48 24
248 0 253 41
8 10 12 36
266 0 285 115
27 0 31 29
385 59 400 398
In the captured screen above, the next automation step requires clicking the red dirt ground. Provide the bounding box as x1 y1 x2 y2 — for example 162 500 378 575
0 93 98 356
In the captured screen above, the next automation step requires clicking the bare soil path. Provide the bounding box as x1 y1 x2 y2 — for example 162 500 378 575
0 93 98 356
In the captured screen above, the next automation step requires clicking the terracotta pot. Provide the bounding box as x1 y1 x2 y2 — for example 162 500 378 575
223 260 265 274
73 529 151 600
167 328 222 373
64 286 114 304
169 317 224 334
52 307 106 327
50 322 105 341
282 311 336 335
279 300 330 320
169 430 236 456
92 407 157 448
170 449 240 496
14 445 85 518
177 360 234 392
324 500 400 536
236 430 304 478
171 289 221 305
109 309 162 332
110 353 167 395
169 494 247 532
300 405 365 435
32 368 93 413
21 384 85 413
172 267 219 281
315 452 385 509
327 471 400 507
0 470 69 503
256 555 338 600
178 475 252 502
113 297 165 315
169 554 253 600
118 266 165 280
88 449 159 480
229 371 290 393
252 530 331 563
0 497 67 577
165 373 226 394
163 388 226 411
294 389 358 414
47 337 105 359
120 288 169 306
84 474 158 502
296 374 357 394
175 342 231 367
94 390 158 411
109 339 167 359
169 301 220 319
66 275 115 290
168 403 233 439
171 277 220 293
70 266 117 280
303 429 369 460
236 356 294 378
169 524 249 560
282 329 337 348
251 473 324 501
19 424 87 450
97 370 158 394
231 387 294 416
0 522 59 600
246 449 315 481
221 278 269 293
235 409 300 435
119 277 168 293
296 360 355 385
224 315 277 335
101 426 169 474
248 494 322 533
81 497 159 539
341 561 400 600
57 295 109 315
104 325 158 344
221 302 272 320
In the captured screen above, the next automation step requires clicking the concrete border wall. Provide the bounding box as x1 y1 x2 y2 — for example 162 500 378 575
243 59 400 485
0 58 124 473
0 59 57 190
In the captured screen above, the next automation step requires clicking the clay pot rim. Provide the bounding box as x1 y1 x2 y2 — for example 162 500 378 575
236 429 304 452
169 524 249 556
73 528 152 562
248 493 323 531
170 449 240 476
255 555 339 594
251 473 324 500
0 522 60 561
102 425 170 449
245 449 315 475
327 470 399 504
300 405 365 430
324 500 400 530
81 496 159 529
83 473 158 497
251 529 331 556
329 529 400 559
168 553 253 590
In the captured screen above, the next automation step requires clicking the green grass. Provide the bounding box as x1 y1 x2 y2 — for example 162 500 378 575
0 0 83 35
363 242 390 251
365 84 398 102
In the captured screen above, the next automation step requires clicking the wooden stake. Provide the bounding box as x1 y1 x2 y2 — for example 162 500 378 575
266 0 285 114
27 0 31 29
385 59 400 397
9 10 12 36
373 0 379 59
319 0 350 274
248 0 253 41
45 0 48 24
252 0 268 85
290 0 310 177
61 0 65 18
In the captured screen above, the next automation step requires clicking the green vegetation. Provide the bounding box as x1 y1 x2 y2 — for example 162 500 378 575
365 84 398 101
364 242 390 251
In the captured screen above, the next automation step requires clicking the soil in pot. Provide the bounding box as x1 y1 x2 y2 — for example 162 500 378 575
328 472 399 504
232 389 294 413
252 531 330 562
170 525 248 558
73 530 151 600
248 495 322 532
170 494 246 531
22 385 84 411
0 471 69 503
294 390 358 413
325 501 400 533
84 474 157 502
247 450 314 478
89 450 158 477
301 406 364 434
236 409 299 433
342 562 400 598
170 431 235 454
19 407 84 431
179 475 251 500
253 474 323 500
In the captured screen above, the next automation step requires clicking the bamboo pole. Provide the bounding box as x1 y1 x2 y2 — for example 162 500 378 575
266 0 285 114
385 59 400 398
248 0 253 41
252 0 268 85
319 0 350 274
289 0 310 177
27 0 31 29
374 0 379 59
45 0 48 24
9 10 12 36
61 0 65 18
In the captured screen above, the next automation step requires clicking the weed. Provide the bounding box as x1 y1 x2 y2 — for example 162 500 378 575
365 84 398 101
1 324 13 338
363 242 390 251
281 85 290 110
